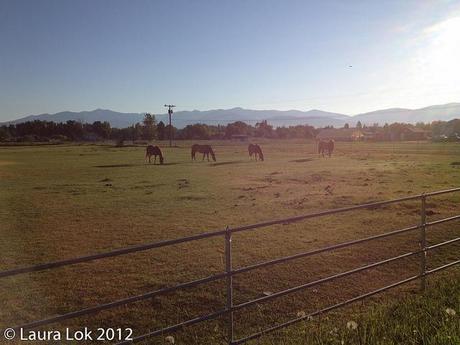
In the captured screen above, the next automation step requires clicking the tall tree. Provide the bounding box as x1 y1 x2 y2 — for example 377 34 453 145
157 121 166 140
142 113 157 141
255 120 273 138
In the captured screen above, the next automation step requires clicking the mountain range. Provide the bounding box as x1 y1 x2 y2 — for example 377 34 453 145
3 103 460 128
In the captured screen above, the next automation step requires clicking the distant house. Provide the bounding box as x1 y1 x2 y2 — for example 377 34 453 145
400 127 430 141
316 128 364 141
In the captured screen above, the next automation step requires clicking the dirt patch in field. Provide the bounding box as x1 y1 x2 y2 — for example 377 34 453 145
0 160 18 166
309 174 324 183
287 178 308 184
177 179 190 189
131 184 164 189
239 185 270 191
178 195 206 201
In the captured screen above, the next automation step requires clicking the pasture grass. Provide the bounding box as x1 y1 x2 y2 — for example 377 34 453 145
0 140 459 344
265 272 460 345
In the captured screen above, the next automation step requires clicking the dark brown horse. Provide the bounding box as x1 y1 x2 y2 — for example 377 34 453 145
145 145 164 164
248 144 264 161
191 144 216 161
318 140 334 157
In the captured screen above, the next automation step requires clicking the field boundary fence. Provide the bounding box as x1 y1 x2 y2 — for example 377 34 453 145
1 188 460 344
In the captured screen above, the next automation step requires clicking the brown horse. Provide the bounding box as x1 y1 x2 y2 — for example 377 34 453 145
145 145 164 164
318 140 334 157
248 144 264 161
191 144 216 161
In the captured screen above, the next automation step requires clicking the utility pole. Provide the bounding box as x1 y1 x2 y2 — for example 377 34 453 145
164 104 176 147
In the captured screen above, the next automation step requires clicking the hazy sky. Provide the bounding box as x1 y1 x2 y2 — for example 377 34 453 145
1 0 460 121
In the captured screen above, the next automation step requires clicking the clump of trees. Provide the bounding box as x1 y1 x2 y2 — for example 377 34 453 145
0 115 318 143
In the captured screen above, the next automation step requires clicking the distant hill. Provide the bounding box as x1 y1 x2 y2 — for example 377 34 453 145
3 103 460 128
2 107 350 128
3 109 145 128
354 103 460 125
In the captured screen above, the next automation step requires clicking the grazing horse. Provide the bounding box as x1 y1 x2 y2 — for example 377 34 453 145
318 140 335 157
191 144 216 162
145 145 164 164
248 144 264 161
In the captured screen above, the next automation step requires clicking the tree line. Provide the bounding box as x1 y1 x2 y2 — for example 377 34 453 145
0 113 459 143
0 114 316 142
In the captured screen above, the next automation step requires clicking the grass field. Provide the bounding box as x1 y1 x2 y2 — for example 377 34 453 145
0 140 459 344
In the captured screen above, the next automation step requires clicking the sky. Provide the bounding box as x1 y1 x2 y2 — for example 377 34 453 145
1 0 460 121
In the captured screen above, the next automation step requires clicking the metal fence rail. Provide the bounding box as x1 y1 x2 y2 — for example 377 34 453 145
1 187 460 345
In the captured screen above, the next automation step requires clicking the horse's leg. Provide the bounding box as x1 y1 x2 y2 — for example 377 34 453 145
154 155 157 164
202 153 205 161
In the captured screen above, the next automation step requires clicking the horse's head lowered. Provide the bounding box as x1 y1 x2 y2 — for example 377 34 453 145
258 146 264 161
209 147 216 161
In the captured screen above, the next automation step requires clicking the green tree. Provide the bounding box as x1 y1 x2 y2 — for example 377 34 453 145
0 127 10 141
92 121 111 139
142 113 157 140
225 121 252 138
157 121 166 140
255 120 273 138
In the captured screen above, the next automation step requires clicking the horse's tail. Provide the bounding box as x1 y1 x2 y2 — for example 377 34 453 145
191 145 195 160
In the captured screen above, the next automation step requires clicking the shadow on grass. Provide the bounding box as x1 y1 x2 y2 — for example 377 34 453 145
290 158 314 163
94 162 180 168
210 160 245 167
94 164 138 168
147 162 180 166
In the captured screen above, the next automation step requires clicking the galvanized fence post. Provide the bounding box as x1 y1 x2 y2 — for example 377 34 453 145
225 226 234 344
419 194 427 291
